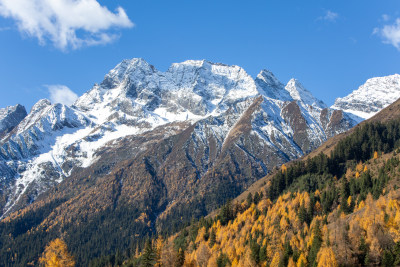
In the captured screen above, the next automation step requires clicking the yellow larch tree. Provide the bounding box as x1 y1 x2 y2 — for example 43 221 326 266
39 238 75 267
288 257 296 267
270 251 281 267
317 247 338 267
281 164 287 173
296 252 307 267
196 242 211 267
356 161 364 172
154 235 164 267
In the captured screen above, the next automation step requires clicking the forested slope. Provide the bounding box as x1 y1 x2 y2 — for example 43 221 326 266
111 104 400 267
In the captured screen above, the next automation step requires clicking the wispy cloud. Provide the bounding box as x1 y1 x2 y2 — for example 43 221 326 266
374 18 400 50
318 10 339 22
47 85 78 106
0 26 10 31
0 0 134 51
382 14 390 22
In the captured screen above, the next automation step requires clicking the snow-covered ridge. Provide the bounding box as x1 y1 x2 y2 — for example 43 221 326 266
0 58 368 217
332 74 400 119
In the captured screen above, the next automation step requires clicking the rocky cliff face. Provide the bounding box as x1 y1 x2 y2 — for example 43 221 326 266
0 59 358 220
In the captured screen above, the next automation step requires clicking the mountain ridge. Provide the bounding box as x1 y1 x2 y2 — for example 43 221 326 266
0 58 356 218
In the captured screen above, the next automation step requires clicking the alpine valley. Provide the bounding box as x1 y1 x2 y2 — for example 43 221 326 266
1 58 399 266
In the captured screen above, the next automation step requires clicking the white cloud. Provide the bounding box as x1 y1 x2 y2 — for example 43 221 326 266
318 10 339 22
0 0 134 50
47 85 78 106
382 14 390 22
374 18 400 50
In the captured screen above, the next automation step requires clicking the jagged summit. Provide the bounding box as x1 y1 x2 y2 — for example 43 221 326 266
332 74 400 119
285 78 327 109
30 98 51 113
257 69 284 88
255 70 291 101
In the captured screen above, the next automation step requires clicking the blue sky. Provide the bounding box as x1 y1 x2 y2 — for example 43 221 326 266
0 0 399 111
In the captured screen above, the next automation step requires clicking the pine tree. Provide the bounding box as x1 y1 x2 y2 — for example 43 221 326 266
357 236 369 264
308 220 323 267
259 244 268 264
141 240 155 267
219 200 233 225
250 240 260 265
209 228 216 248
382 250 394 267
254 192 261 205
247 193 253 207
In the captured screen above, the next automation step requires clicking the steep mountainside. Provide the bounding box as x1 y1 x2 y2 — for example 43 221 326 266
308 96 400 159
121 98 400 267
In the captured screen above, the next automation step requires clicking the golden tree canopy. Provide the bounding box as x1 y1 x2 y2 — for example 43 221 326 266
317 247 338 267
39 238 75 267
281 164 287 173
297 252 307 267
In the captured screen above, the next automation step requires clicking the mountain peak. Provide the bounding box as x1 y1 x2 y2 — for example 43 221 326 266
31 99 52 113
332 73 400 119
100 58 157 89
255 70 292 101
0 104 25 116
168 59 241 73
257 70 283 88
285 79 326 108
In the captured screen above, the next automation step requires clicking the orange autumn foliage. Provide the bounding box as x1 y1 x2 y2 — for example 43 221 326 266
39 238 75 267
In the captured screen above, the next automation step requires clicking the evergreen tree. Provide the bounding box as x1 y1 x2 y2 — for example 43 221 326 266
308 220 322 267
141 240 155 267
219 200 234 225
298 204 310 225
382 250 394 267
247 193 253 206
209 228 216 248
279 241 293 267
253 192 261 205
259 245 268 263
216 253 230 267
358 236 369 265
250 240 260 265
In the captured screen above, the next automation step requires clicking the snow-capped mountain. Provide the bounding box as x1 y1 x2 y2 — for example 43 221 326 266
0 104 27 137
332 74 400 120
0 58 360 218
